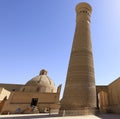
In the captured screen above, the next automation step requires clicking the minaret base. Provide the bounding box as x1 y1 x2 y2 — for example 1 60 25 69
59 107 97 116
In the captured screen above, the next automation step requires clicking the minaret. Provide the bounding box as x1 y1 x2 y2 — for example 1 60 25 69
59 2 96 115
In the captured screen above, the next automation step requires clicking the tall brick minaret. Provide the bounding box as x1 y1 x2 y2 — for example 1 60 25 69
59 2 96 115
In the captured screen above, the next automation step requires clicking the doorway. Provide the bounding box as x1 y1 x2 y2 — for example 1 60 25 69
31 98 38 106
97 91 108 113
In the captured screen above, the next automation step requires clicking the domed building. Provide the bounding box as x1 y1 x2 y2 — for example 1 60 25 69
0 69 62 114
20 69 57 93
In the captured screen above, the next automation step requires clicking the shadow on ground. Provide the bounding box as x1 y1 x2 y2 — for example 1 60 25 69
96 113 120 119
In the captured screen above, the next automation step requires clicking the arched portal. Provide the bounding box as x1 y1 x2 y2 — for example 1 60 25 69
97 91 109 113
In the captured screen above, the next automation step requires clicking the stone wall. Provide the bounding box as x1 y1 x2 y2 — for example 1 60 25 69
108 77 120 113
1 85 61 114
0 83 23 92
0 88 11 101
96 79 120 114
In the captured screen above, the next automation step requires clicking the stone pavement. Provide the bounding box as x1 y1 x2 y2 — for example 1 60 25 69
0 113 120 119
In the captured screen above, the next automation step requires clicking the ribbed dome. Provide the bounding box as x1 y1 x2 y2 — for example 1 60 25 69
20 69 57 93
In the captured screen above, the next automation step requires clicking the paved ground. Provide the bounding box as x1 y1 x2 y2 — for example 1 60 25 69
0 113 120 119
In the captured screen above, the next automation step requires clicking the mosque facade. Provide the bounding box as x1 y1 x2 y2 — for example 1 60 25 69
0 69 61 114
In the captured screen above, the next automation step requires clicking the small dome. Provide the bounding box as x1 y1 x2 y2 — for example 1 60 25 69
20 69 57 93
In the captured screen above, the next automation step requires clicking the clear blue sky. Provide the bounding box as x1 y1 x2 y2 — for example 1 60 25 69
0 0 120 95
